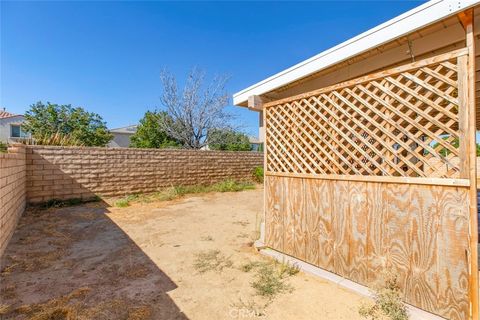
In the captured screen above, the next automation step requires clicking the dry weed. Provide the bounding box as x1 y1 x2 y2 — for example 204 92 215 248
193 250 233 273
359 271 408 320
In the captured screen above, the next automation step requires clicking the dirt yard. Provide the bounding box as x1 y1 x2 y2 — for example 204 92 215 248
0 187 368 319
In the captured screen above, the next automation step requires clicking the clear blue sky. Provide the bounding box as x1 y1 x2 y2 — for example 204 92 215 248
1 1 424 137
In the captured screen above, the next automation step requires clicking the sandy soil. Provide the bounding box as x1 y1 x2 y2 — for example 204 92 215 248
0 187 368 319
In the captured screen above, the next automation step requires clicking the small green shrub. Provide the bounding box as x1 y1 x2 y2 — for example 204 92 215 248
114 199 130 207
250 260 299 298
0 141 7 153
212 179 255 192
253 166 264 183
114 194 139 207
359 272 408 320
251 263 291 298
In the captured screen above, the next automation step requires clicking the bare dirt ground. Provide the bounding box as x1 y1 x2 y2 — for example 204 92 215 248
0 187 368 320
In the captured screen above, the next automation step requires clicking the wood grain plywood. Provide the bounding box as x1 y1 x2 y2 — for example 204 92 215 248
366 182 388 284
383 183 412 295
304 179 334 271
283 177 300 257
264 175 472 320
348 181 369 285
406 185 440 313
292 179 306 260
436 187 469 320
265 176 284 252
333 180 350 278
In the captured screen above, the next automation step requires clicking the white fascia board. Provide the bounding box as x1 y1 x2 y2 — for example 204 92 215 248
233 0 479 106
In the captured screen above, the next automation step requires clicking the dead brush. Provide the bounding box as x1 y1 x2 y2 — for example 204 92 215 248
359 271 408 320
9 287 91 320
193 249 233 273
250 260 299 298
230 298 265 317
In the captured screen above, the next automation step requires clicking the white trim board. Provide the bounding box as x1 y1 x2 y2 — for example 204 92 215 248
233 0 479 106
260 248 445 320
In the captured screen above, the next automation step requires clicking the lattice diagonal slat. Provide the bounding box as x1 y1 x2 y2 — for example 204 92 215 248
264 50 468 178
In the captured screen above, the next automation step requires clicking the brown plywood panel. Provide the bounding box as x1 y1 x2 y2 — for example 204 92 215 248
406 185 439 313
292 179 306 260
304 179 334 272
348 181 369 285
384 183 411 294
436 187 469 320
283 177 301 257
333 180 350 278
265 176 284 252
366 182 388 284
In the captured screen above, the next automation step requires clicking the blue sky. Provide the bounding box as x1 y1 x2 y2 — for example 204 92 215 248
1 1 424 137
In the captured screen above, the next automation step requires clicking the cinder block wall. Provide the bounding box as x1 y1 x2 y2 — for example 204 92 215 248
26 146 263 203
0 145 26 256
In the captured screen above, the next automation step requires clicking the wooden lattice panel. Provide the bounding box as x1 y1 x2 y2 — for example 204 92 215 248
265 49 469 179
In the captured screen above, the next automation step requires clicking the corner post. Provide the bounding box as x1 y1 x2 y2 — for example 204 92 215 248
459 8 479 320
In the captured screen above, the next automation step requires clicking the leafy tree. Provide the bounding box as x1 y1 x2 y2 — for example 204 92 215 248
130 111 179 148
158 68 234 149
208 129 252 151
23 102 112 146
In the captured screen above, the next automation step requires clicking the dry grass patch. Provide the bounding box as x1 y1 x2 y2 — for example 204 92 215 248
113 180 256 207
193 249 234 273
9 287 91 320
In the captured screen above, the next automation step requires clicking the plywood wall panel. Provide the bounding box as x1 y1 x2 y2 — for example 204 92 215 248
333 180 350 278
292 179 307 261
406 185 440 313
348 181 369 285
265 176 284 252
283 177 300 257
304 179 335 272
265 175 471 320
304 179 320 266
436 187 470 320
383 183 412 294
366 182 388 284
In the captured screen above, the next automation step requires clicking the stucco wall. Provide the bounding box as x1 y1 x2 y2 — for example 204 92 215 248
107 133 133 148
26 146 263 203
0 145 26 256
0 115 26 143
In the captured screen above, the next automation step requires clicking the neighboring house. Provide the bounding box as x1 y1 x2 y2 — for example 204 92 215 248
249 136 262 152
0 109 29 143
108 125 137 148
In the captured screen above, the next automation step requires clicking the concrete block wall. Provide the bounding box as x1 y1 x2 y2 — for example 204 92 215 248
26 146 263 203
0 144 26 256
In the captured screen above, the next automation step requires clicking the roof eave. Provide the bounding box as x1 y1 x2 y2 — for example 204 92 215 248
233 0 479 106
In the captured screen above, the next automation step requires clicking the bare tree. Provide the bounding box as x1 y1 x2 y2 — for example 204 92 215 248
158 68 234 149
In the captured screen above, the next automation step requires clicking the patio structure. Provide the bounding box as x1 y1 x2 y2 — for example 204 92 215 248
234 1 480 320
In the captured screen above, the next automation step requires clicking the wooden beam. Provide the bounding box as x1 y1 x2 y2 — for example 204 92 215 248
463 8 479 320
247 95 265 111
458 9 474 30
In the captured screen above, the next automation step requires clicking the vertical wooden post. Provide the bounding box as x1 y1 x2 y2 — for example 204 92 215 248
249 95 267 247
460 8 479 320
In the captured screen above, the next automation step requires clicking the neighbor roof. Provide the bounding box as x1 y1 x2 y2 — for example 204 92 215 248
0 110 20 119
233 0 479 106
109 125 138 134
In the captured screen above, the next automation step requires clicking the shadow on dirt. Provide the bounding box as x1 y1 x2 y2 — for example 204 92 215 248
0 201 188 319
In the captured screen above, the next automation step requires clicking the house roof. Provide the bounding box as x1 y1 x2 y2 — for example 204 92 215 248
109 125 138 134
0 110 21 119
233 0 480 106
